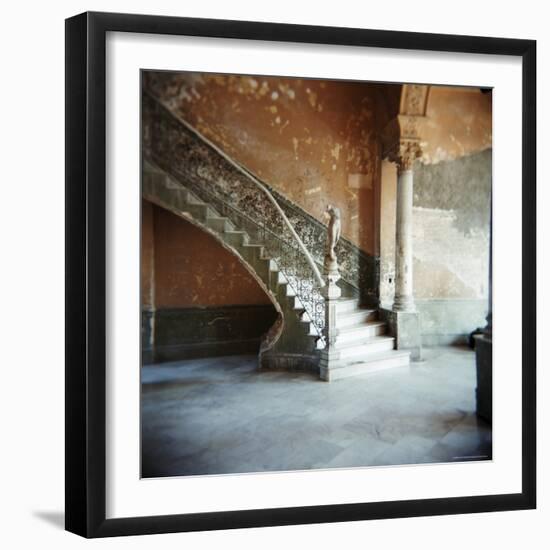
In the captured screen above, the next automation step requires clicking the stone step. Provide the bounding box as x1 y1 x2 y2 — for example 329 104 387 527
143 173 187 212
206 216 234 233
184 191 220 218
336 308 378 328
240 243 264 263
268 259 279 272
185 191 206 205
166 191 191 216
291 295 307 312
277 271 289 285
270 287 313 333
333 298 360 314
275 282 299 306
335 321 386 344
300 319 318 336
334 335 395 358
222 230 249 248
281 279 296 297
184 202 210 222
244 253 271 282
274 283 302 309
320 350 410 381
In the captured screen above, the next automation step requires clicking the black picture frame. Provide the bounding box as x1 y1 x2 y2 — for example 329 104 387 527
65 11 536 538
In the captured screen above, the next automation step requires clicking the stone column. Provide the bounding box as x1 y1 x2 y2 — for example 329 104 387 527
393 165 415 312
380 141 422 361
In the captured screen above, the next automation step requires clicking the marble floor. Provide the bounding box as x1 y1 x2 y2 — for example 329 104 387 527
141 346 492 478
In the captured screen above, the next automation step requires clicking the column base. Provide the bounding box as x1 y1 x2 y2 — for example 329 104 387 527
474 334 492 423
380 308 422 361
392 295 416 313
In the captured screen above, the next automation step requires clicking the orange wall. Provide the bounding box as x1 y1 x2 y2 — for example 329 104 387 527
420 86 492 164
144 74 492 272
143 201 271 308
145 72 401 255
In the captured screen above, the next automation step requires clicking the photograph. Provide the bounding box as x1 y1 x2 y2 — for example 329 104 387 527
140 70 493 478
0 0 543 545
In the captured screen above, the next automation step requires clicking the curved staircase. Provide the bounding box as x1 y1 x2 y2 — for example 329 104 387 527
142 91 411 380
143 160 321 371
143 160 410 379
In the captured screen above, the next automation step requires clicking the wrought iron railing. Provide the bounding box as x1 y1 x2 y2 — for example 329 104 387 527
143 92 329 343
153 162 327 342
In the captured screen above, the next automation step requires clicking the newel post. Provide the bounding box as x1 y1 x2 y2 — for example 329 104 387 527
319 206 342 381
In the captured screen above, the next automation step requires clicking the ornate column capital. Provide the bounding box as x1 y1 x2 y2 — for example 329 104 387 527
381 83 430 173
391 139 423 174
381 114 424 173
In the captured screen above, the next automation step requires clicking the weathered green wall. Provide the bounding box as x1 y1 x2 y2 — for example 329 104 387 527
413 149 492 301
144 305 278 364
413 149 491 344
380 149 491 345
416 299 487 346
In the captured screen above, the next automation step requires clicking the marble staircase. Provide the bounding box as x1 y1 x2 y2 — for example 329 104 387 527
320 297 410 381
143 159 410 381
142 161 321 370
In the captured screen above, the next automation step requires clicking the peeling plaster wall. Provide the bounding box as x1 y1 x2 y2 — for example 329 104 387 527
380 149 491 344
144 71 400 256
152 204 271 308
413 149 492 300
143 91 380 304
380 86 492 345
420 87 492 165
417 299 488 346
413 150 491 344
144 76 492 347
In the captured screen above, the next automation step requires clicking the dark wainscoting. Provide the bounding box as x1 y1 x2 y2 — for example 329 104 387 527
142 304 278 364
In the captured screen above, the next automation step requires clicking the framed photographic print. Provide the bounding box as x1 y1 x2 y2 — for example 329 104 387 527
65 11 536 538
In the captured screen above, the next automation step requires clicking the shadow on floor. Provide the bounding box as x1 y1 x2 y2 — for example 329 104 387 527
33 510 65 530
